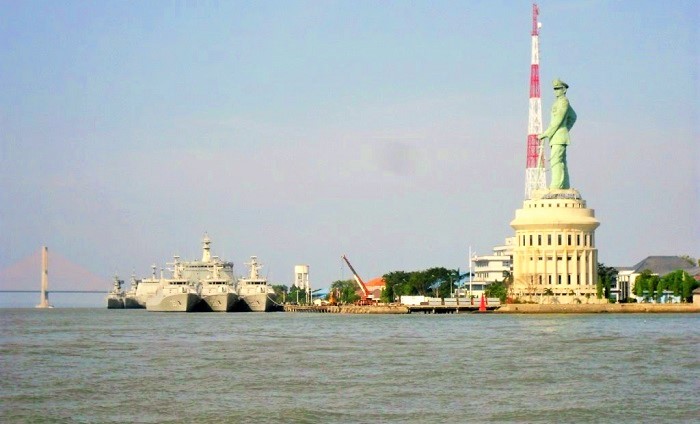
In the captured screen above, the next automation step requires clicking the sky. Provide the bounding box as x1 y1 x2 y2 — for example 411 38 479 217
1 0 698 292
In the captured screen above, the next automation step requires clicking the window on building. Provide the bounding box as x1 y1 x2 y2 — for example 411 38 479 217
577 235 581 245
530 235 533 246
585 234 590 246
558 234 562 245
539 275 542 285
538 235 542 246
557 275 562 285
567 274 571 285
547 235 551 245
568 234 572 245
548 275 552 285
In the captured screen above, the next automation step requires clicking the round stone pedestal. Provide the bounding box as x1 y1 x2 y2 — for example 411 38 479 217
510 189 601 303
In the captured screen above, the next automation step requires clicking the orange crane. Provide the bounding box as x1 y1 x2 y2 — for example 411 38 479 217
341 254 375 305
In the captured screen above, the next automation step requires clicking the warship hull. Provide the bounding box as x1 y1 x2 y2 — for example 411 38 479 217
242 293 274 312
201 293 238 312
107 296 124 309
146 293 200 312
124 296 144 309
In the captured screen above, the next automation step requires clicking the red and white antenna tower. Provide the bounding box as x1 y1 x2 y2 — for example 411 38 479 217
524 3 545 199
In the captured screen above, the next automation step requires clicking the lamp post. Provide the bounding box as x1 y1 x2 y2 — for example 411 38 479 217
468 246 473 298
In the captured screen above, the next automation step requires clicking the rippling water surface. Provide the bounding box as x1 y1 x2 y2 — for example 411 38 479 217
1 309 698 423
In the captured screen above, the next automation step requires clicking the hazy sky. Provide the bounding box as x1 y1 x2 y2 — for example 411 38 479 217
1 0 698 291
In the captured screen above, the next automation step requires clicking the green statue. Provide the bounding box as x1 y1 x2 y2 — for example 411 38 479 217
539 78 577 189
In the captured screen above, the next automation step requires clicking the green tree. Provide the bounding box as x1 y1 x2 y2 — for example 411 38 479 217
382 271 411 301
272 284 288 302
633 270 651 298
662 270 684 296
426 267 458 297
633 270 660 301
680 271 699 302
407 270 431 296
330 279 360 304
287 285 310 305
485 281 508 303
597 263 617 300
379 285 392 303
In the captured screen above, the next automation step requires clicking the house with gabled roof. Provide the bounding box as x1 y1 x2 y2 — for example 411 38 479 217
614 256 699 302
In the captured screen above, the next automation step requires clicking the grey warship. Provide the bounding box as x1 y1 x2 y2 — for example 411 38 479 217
238 256 277 312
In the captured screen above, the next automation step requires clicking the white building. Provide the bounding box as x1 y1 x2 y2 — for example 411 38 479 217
462 238 515 297
472 237 515 282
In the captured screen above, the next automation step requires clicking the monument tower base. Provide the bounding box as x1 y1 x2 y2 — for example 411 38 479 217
510 189 603 304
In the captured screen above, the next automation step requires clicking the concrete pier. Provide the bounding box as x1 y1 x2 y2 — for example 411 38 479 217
282 304 500 314
284 305 409 314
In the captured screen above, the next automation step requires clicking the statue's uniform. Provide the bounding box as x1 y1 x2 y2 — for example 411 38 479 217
541 96 576 189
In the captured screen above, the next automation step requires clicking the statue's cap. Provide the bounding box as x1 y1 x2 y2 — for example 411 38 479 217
553 78 569 89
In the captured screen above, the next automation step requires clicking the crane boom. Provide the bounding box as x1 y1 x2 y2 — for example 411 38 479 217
341 255 370 298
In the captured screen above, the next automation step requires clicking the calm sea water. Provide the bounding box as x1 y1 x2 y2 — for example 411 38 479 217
1 296 698 423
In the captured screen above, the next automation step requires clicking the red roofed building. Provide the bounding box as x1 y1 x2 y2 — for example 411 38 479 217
362 277 386 299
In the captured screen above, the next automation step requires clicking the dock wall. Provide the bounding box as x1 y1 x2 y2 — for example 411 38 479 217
283 305 410 314
284 303 699 314
496 303 700 313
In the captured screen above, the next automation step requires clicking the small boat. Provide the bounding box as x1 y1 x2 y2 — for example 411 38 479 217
106 275 125 309
238 256 277 312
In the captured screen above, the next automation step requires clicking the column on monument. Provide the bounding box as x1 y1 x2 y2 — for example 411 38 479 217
542 245 547 288
576 249 586 286
552 245 557 289
576 248 586 285
587 249 593 286
571 248 576 284
529 248 535 288
563 241 569 287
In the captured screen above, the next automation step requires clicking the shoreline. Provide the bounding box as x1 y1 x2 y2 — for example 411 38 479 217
495 303 700 313
284 303 700 314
